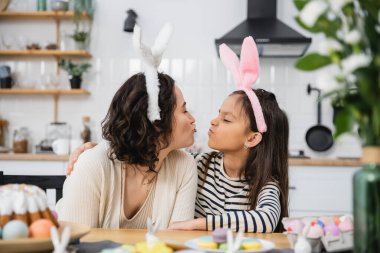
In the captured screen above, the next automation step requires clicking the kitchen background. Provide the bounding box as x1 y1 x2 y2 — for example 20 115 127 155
0 0 362 158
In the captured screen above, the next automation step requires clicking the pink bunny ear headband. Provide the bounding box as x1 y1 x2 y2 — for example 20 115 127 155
219 36 267 133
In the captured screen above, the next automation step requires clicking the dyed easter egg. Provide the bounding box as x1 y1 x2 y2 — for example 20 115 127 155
197 241 218 249
212 228 228 243
3 220 29 240
241 242 263 250
29 219 54 238
324 224 341 236
338 220 353 232
219 243 228 250
50 210 59 220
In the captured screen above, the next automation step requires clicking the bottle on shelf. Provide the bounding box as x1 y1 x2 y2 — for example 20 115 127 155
13 127 29 153
80 116 91 143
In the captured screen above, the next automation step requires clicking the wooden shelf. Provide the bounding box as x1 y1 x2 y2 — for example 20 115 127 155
0 11 89 19
0 88 90 95
0 50 91 57
0 153 69 161
0 89 90 122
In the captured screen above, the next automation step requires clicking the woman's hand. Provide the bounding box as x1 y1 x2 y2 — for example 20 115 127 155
168 218 206 231
66 142 97 176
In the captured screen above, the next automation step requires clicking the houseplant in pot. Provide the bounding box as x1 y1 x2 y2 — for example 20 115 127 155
71 0 94 50
70 30 89 50
293 0 380 251
59 60 91 89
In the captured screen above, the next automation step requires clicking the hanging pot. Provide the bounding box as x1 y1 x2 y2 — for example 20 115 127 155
69 76 82 89
305 84 333 152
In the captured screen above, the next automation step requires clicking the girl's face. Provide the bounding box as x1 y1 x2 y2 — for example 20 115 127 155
208 94 252 152
170 86 196 149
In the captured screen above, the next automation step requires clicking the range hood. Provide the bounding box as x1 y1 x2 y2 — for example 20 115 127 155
215 0 311 58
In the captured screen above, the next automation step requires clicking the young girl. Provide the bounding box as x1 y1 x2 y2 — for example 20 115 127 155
170 36 289 233
66 37 289 233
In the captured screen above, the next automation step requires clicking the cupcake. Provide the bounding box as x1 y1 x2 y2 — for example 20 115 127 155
338 218 353 246
306 222 324 252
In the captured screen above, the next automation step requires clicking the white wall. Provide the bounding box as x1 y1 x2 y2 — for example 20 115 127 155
0 0 362 158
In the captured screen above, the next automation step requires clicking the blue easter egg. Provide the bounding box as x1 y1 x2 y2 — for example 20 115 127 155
3 220 29 240
242 238 260 243
198 236 213 241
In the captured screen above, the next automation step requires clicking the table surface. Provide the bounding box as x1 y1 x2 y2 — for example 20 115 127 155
81 229 290 250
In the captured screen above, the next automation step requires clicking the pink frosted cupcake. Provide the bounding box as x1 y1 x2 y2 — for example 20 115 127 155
282 218 305 247
306 222 324 252
338 217 353 246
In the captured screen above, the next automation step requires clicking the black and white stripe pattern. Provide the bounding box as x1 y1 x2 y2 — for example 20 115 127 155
194 152 281 232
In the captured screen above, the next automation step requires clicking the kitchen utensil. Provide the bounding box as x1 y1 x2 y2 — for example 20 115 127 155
0 65 11 78
305 84 333 152
0 76 13 89
52 138 70 155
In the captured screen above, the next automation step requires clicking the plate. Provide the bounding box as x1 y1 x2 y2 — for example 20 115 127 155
185 237 276 253
0 221 90 253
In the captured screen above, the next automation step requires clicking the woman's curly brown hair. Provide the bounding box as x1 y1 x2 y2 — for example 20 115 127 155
101 72 176 172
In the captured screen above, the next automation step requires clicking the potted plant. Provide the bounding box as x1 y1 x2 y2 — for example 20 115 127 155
293 0 380 251
59 60 91 89
71 0 94 50
70 30 89 50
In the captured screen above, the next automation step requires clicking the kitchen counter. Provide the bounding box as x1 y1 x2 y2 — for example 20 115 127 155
288 157 360 167
0 153 361 166
0 153 69 161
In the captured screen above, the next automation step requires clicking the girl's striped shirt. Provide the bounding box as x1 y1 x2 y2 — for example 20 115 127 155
194 152 281 233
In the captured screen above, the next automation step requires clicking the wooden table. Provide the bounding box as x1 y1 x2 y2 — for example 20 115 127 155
82 229 290 250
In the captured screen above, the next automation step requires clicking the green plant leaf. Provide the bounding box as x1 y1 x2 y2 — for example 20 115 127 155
333 108 355 139
295 53 332 71
293 0 310 10
295 17 322 33
373 102 380 141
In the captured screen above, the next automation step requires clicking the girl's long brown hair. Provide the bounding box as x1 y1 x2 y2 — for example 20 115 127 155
204 89 289 232
236 89 289 232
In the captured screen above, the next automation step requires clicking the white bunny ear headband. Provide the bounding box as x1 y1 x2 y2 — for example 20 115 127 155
133 23 173 122
219 36 267 133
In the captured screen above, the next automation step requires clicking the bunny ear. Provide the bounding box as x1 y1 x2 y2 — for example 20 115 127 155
152 219 160 233
133 24 155 66
151 23 173 68
233 231 243 251
239 36 259 88
219 43 242 87
50 226 60 249
226 229 233 253
60 227 71 251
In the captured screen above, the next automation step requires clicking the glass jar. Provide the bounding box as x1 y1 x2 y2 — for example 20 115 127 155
13 127 29 153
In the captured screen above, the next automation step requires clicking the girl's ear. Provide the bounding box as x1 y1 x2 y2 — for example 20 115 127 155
244 132 262 149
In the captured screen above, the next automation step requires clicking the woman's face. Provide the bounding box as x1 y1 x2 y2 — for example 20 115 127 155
208 94 251 152
170 86 196 149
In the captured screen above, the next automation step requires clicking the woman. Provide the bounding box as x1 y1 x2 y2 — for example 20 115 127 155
57 72 198 229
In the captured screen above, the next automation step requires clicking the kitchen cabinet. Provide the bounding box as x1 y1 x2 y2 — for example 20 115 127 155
289 165 359 217
0 11 91 122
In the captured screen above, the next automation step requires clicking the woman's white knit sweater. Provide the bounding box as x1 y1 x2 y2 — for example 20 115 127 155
56 141 198 229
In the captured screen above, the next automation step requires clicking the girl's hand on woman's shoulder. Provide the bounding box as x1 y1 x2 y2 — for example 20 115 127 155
66 142 98 176
168 218 206 231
